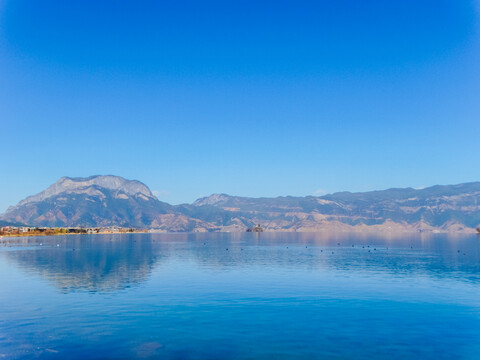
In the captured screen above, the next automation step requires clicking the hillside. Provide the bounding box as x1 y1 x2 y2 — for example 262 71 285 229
187 183 480 232
0 176 212 231
1 176 480 232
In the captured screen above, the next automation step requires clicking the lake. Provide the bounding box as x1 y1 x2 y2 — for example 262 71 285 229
1 232 479 359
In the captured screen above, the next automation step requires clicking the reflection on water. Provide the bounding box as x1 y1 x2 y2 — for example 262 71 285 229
1 232 480 359
4 235 159 292
4 232 480 292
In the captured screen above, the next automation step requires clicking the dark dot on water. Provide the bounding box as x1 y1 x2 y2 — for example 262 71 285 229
457 250 460 253
368 250 371 252
226 248 228 251
332 251 334 254
362 246 365 249
321 250 323 252
374 248 376 251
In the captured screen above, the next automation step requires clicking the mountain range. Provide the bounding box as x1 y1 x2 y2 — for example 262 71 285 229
1 175 480 233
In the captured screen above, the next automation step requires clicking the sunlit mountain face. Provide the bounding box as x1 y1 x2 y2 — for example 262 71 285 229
1 176 480 232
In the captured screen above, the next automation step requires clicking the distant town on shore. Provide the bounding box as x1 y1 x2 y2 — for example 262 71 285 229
0 226 148 237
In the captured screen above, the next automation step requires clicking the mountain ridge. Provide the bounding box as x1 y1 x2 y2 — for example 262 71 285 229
1 176 480 232
16 175 156 209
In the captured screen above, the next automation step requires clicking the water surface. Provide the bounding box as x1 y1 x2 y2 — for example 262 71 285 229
1 232 479 359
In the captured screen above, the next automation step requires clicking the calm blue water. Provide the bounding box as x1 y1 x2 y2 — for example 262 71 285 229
1 232 480 359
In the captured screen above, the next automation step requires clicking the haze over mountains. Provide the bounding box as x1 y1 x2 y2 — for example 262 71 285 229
1 175 480 232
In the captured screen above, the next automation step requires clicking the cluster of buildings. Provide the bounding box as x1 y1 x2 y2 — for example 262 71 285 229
0 226 146 237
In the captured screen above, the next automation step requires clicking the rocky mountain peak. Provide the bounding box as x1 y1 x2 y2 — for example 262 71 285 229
17 175 156 207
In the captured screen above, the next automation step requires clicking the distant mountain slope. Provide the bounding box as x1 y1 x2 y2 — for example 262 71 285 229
0 176 212 231
319 183 480 228
187 183 480 232
1 176 480 232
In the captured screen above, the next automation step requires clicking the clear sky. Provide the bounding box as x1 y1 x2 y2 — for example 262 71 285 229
1 0 479 211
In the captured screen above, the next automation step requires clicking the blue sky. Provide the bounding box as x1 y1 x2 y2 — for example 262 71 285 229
1 0 479 211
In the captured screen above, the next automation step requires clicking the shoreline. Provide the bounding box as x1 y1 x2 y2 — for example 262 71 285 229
1 228 478 239
0 231 148 238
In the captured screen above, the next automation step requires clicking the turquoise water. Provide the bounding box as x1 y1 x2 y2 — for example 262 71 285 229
1 232 479 359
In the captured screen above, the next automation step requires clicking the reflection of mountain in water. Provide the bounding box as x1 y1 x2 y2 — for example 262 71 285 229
4 233 480 293
6 234 161 293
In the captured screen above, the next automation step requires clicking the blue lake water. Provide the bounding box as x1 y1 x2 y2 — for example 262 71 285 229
1 232 480 359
